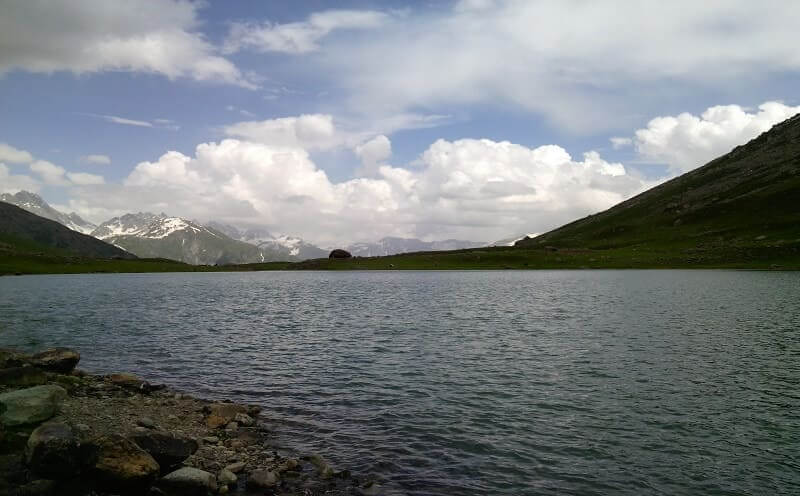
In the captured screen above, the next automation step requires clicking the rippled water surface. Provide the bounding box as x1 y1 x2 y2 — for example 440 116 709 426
1 271 799 495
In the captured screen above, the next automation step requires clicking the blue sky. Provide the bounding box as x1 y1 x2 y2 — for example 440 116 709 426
1 0 799 245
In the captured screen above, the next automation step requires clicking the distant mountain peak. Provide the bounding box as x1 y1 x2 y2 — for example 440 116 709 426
0 190 96 234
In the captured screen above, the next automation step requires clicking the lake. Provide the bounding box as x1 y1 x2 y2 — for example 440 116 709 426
1 270 798 495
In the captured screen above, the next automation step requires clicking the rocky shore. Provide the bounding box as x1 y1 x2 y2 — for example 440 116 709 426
0 347 380 496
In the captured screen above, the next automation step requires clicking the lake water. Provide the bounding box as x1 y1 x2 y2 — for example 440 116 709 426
1 270 798 495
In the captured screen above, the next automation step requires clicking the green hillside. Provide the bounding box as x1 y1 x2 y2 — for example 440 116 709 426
0 202 134 260
512 113 800 266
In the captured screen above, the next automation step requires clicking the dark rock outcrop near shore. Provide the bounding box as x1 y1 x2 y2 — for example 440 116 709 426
329 249 352 259
0 346 376 496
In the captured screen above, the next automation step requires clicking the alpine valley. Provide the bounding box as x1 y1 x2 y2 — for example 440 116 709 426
0 192 487 265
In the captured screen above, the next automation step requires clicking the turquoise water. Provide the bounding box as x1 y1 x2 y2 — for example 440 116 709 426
1 271 798 495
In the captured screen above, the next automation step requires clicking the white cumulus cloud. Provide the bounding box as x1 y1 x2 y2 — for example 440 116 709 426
0 143 34 164
29 160 69 186
633 101 800 173
224 114 340 150
66 172 105 185
0 164 40 194
69 133 652 245
0 0 253 87
355 135 392 177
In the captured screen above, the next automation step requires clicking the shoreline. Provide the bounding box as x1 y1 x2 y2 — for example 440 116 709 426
0 347 377 496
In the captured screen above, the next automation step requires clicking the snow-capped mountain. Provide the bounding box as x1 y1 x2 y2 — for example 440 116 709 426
346 237 486 257
0 191 96 234
92 213 290 265
206 222 328 260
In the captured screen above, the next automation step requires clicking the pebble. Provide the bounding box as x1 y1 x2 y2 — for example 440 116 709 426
203 436 219 444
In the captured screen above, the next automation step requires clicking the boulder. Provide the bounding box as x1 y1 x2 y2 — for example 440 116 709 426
0 385 67 426
308 454 335 478
233 412 255 426
217 468 237 487
129 430 198 471
248 469 278 489
223 461 246 474
26 422 80 479
0 366 47 387
30 348 80 374
86 434 160 494
0 347 31 368
108 373 152 392
328 249 352 259
158 467 216 496
205 403 249 429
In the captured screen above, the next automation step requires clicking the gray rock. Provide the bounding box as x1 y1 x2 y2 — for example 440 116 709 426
0 366 47 387
137 417 156 429
204 403 249 429
86 434 160 493
233 412 254 426
248 469 278 489
217 468 237 486
30 348 80 374
225 421 238 432
26 422 80 479
158 467 216 495
0 385 68 426
0 347 31 368
308 454 335 479
202 436 219 444
129 430 198 471
224 461 246 474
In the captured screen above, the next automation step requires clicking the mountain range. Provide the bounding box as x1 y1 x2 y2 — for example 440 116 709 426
347 237 485 257
0 201 134 261
0 191 96 234
1 113 799 272
0 192 488 265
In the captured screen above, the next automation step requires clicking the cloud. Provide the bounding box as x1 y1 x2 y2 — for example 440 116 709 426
102 115 153 128
0 143 34 164
0 0 254 88
224 9 390 54
68 133 652 245
633 101 800 173
82 114 180 130
29 160 69 186
223 114 340 150
66 172 105 185
83 154 111 165
610 137 632 149
223 112 451 154
355 135 392 177
0 164 40 194
303 1 800 131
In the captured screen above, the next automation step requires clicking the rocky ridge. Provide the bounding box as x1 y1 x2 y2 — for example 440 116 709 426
0 348 380 496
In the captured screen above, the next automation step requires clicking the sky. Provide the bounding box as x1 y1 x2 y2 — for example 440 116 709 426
1 0 799 246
